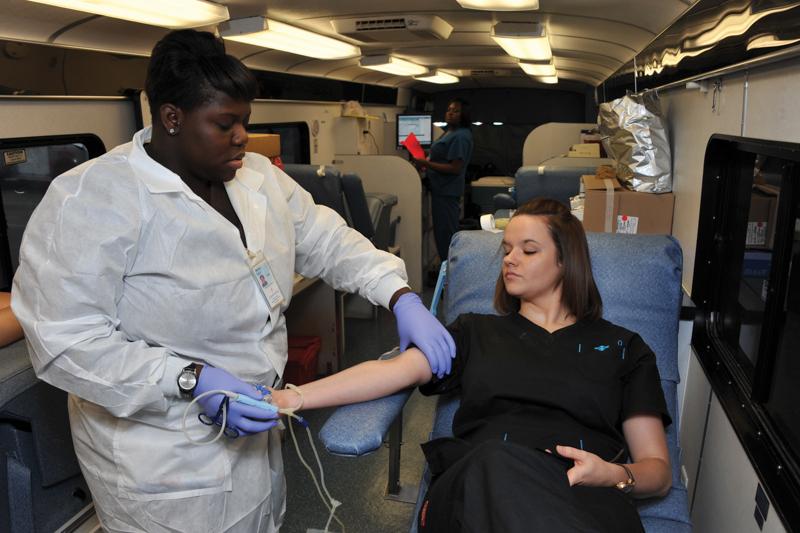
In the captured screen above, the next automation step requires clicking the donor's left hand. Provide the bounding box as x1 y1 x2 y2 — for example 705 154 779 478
556 445 619 487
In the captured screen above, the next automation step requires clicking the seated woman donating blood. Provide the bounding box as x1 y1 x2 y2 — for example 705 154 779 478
271 198 672 533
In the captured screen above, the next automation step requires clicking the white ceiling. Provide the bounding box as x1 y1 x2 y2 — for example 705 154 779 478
0 0 697 90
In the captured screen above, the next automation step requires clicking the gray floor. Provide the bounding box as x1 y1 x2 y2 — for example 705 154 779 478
280 290 438 533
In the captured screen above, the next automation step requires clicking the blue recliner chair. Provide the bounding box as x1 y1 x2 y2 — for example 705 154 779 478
494 156 615 210
320 230 691 532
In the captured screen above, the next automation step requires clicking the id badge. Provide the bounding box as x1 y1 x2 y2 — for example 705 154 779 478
248 251 284 309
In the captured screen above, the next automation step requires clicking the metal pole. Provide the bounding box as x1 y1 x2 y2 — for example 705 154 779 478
386 415 402 496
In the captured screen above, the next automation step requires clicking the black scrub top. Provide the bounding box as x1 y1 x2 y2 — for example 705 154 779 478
420 313 672 462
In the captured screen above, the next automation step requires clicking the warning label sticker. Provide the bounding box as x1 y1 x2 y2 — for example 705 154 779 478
3 149 26 166
616 215 639 234
747 221 767 246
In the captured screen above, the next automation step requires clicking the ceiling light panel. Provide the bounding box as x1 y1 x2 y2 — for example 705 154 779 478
519 60 556 77
25 0 229 29
360 55 428 76
536 75 558 84
456 0 539 10
220 16 360 59
491 22 552 61
414 70 459 84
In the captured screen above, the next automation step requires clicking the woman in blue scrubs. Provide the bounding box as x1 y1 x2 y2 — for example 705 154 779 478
414 98 474 261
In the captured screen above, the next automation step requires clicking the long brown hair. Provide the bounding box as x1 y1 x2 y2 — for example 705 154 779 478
493 198 602 320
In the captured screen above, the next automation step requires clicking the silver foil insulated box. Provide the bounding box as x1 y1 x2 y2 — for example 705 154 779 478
598 93 672 193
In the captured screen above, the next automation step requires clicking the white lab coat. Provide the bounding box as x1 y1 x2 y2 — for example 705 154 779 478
11 127 408 532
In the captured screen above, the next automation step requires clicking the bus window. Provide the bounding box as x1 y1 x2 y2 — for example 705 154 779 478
693 135 800 525
248 122 310 165
0 135 105 290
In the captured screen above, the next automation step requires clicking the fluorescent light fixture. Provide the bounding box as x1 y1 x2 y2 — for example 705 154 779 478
491 22 552 61
360 54 428 76
747 33 800 51
685 3 800 49
219 16 360 59
472 121 483 126
414 70 459 84
433 121 447 127
456 0 539 10
492 122 504 126
519 59 556 77
24 0 229 28
536 75 558 84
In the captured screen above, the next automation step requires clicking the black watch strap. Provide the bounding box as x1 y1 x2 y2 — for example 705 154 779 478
177 363 201 398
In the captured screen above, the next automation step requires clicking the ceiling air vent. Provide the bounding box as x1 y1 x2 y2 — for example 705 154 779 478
469 69 513 77
332 15 453 43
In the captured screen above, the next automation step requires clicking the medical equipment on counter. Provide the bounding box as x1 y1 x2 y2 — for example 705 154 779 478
182 385 344 533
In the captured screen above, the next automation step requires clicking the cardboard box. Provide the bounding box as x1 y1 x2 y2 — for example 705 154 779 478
747 186 777 249
247 133 281 158
582 175 675 235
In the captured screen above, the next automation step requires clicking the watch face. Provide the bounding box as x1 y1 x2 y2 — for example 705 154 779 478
616 480 634 493
178 370 197 392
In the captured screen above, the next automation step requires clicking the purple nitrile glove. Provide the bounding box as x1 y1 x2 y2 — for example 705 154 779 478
393 292 456 378
194 366 278 436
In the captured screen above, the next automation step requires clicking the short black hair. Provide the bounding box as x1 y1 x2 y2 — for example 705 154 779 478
449 97 472 128
145 30 257 120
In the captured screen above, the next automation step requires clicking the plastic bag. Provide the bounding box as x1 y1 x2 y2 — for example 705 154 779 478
598 93 672 193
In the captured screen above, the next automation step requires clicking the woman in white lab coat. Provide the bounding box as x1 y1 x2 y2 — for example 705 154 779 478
11 30 453 533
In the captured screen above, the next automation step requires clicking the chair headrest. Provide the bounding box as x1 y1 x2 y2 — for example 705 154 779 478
444 230 682 382
283 164 347 219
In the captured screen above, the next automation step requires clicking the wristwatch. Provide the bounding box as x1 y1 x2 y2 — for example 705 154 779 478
615 463 636 493
177 363 202 399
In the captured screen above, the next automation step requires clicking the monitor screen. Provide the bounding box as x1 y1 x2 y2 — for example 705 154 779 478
397 114 433 147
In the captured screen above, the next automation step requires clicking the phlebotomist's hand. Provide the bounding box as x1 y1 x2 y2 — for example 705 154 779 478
194 366 279 436
413 157 430 169
392 292 455 378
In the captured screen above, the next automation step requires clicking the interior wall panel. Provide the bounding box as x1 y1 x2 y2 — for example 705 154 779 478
658 74 744 294
660 58 800 294
0 97 136 150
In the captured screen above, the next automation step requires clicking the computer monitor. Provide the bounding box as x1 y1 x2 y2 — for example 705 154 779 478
397 114 433 147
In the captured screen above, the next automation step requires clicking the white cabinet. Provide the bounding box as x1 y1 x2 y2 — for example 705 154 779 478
691 395 787 533
678 348 712 501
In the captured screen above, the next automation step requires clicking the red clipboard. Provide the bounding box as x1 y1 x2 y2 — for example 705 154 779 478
401 132 426 160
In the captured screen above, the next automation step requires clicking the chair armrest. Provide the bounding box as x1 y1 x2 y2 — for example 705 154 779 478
318 388 414 456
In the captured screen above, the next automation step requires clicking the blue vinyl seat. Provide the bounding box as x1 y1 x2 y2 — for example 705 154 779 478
282 164 349 219
320 230 691 532
494 156 615 209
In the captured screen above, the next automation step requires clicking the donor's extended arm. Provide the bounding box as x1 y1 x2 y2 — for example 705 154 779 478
271 348 432 411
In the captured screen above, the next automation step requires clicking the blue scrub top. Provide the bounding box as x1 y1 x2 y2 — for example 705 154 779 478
427 127 473 197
